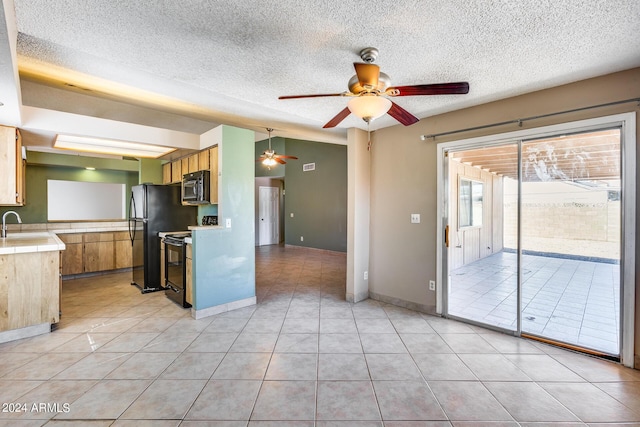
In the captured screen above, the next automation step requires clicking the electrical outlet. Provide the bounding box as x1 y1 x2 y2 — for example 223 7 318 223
225 218 231 228
364 271 368 280
300 236 304 242
429 280 435 291
411 213 421 224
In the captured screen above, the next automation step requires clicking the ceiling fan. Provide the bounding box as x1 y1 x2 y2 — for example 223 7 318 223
257 128 298 169
279 47 469 128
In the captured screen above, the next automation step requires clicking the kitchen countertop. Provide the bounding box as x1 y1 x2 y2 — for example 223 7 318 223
0 232 66 255
188 225 224 230
53 226 130 234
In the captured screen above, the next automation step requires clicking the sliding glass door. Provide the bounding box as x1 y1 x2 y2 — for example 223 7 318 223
443 125 625 358
519 129 621 355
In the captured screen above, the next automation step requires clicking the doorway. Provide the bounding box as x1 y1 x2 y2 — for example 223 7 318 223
258 186 280 246
437 114 636 365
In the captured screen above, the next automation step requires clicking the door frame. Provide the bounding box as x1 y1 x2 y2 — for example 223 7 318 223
436 112 636 368
258 185 280 246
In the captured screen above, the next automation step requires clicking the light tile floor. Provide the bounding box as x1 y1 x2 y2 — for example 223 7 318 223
0 244 638 426
449 251 620 355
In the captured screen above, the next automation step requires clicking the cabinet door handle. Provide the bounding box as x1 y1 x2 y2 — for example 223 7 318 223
445 225 449 248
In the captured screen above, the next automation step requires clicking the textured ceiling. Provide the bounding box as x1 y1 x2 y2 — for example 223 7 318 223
4 0 640 147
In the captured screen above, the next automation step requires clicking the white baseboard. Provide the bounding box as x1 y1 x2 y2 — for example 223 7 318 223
0 323 50 344
368 291 437 315
191 296 257 320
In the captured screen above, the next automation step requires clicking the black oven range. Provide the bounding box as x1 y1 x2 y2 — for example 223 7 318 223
164 232 191 308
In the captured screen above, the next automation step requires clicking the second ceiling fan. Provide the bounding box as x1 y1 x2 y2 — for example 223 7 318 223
279 48 470 128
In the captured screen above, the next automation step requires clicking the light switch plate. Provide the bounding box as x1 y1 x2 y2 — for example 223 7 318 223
411 214 421 224
225 218 231 228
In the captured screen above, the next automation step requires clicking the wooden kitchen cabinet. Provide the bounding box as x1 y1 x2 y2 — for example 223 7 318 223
209 145 219 204
185 243 193 306
181 158 189 177
58 233 83 275
162 162 172 184
0 251 60 332
198 150 210 171
114 231 132 269
0 125 25 206
171 159 182 183
188 153 199 173
59 231 134 276
83 233 115 272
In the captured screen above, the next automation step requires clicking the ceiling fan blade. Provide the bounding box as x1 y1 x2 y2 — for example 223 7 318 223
279 93 345 100
386 82 469 96
323 107 351 128
388 101 419 126
354 63 380 88
275 157 286 164
275 155 298 159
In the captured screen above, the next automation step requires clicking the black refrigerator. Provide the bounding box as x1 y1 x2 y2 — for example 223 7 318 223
128 184 197 293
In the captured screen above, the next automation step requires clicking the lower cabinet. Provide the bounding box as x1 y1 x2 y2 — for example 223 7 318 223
84 233 115 272
0 251 60 332
58 234 83 275
114 231 132 269
59 231 133 276
185 243 193 306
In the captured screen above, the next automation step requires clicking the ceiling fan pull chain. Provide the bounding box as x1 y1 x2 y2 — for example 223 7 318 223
367 120 372 151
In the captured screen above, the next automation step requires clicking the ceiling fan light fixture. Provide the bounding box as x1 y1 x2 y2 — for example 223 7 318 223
262 157 277 167
347 95 392 122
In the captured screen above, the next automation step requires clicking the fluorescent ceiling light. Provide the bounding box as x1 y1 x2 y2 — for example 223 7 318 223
54 134 175 158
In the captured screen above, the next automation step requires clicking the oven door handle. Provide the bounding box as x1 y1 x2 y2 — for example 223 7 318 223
164 240 184 248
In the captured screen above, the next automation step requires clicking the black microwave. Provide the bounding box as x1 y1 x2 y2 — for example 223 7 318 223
182 170 210 204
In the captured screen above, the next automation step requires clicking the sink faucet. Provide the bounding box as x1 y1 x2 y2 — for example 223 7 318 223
1 210 22 238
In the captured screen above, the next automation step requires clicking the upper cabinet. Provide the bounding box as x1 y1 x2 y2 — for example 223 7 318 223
162 148 218 205
209 145 219 204
171 158 182 183
0 126 25 206
162 162 172 184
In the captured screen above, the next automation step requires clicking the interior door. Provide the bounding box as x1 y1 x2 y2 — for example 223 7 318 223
258 186 279 246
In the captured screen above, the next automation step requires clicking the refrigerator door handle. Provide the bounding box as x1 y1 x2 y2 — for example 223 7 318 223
128 192 136 244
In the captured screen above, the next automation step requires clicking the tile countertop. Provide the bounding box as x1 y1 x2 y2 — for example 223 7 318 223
5 221 130 235
185 225 224 244
188 225 224 230
0 232 66 255
52 226 130 234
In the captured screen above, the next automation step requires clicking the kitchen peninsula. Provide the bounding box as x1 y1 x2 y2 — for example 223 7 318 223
0 231 65 343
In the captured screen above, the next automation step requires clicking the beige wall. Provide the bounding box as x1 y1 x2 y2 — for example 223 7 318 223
369 67 640 364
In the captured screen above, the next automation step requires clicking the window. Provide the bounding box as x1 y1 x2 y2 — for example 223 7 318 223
459 178 483 228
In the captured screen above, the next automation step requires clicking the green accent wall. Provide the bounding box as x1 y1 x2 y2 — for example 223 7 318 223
139 158 163 184
256 137 347 252
7 151 140 224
